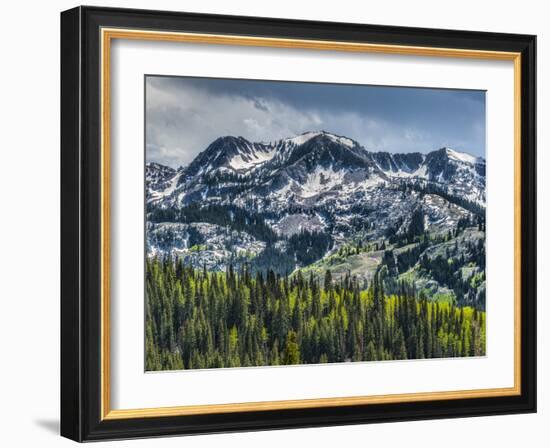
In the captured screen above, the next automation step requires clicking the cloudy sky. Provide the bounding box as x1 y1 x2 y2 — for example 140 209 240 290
146 75 486 168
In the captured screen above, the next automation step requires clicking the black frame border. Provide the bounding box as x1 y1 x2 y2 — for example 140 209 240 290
61 6 536 442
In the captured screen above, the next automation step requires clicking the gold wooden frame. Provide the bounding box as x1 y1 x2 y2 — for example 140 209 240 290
100 27 522 421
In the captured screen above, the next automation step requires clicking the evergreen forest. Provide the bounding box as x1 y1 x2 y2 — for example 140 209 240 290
145 257 486 371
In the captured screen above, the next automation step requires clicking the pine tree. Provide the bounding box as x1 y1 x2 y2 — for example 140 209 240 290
283 331 300 365
324 269 333 292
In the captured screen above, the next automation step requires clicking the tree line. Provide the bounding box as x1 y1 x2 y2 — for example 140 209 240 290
146 257 486 371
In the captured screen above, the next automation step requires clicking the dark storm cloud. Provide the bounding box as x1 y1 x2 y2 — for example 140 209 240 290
146 75 485 168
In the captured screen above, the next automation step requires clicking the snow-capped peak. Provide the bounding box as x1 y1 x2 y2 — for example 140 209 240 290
190 131 364 174
283 131 358 148
443 147 482 165
284 131 323 146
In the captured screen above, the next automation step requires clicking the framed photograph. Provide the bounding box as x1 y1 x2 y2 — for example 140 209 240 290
60 6 536 441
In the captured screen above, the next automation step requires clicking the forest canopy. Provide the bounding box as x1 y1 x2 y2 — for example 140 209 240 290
146 257 486 371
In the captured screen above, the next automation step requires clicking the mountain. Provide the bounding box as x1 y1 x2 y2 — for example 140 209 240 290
146 131 486 308
145 162 177 202
148 131 485 208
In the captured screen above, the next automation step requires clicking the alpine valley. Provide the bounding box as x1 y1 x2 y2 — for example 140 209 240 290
146 130 486 310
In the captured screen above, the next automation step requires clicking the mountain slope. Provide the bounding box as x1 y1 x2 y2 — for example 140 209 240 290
145 131 486 308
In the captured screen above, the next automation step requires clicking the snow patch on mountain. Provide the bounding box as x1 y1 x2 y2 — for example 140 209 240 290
445 147 481 165
229 146 276 170
285 131 323 146
327 134 356 148
300 165 346 197
149 171 182 202
272 213 326 236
